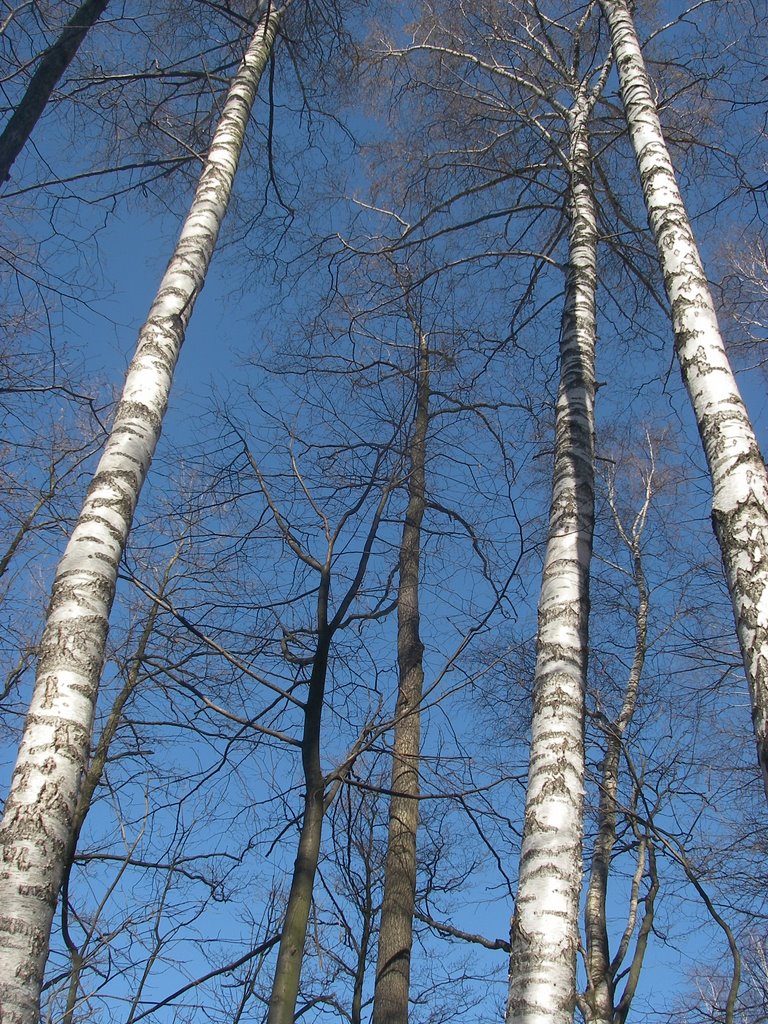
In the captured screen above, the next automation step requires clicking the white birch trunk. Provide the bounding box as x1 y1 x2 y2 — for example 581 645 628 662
600 0 768 801
507 103 597 1024
0 7 281 1021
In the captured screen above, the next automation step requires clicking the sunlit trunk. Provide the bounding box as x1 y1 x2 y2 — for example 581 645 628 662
0 8 281 1021
62 592 163 1024
599 0 768 801
507 102 597 1024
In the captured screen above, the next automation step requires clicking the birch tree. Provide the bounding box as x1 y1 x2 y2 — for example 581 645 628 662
57 546 178 1024
367 7 608 1015
507 87 600 1024
1 0 765 1019
495 5 614 1018
0 4 283 1019
598 0 768 801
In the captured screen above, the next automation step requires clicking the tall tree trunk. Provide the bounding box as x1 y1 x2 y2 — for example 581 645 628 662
267 578 331 1024
61 594 162 1024
507 101 597 1024
0 0 110 185
599 0 768 801
582 489 650 1024
254 441 392 1024
61 543 183 1024
372 321 429 1024
0 8 281 1021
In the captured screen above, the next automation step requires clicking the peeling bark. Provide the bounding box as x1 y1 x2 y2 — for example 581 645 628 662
507 101 597 1024
61 547 181 1024
600 0 768 801
373 321 429 1024
0 8 281 1021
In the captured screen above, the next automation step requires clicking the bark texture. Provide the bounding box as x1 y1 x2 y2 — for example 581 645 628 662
373 325 429 1024
61 550 179 1024
600 0 768 800
0 9 281 1021
507 102 597 1024
0 0 110 185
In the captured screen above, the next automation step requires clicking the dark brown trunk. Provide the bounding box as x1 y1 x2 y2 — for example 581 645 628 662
373 324 429 1024
0 0 110 184
267 575 331 1024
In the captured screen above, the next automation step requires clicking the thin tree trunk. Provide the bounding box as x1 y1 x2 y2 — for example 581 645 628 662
582 488 650 1024
0 8 281 1021
0 0 110 185
0 491 50 579
600 0 768 800
267 579 331 1024
351 848 374 1024
372 321 429 1024
253 443 392 1024
507 101 598 1024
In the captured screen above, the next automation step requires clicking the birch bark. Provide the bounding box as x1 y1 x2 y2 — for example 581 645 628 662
372 321 429 1024
61 591 162 1024
60 543 183 1024
599 0 768 801
0 7 281 1021
507 101 597 1024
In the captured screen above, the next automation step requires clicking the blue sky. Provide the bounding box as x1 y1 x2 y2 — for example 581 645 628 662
1 1 767 1021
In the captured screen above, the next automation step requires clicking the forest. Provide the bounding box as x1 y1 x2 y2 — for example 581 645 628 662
0 1 767 1022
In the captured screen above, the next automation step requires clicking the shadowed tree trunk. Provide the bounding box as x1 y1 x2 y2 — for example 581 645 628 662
264 458 394 1024
0 6 282 1020
267 585 332 1024
600 0 768 801
581 465 654 1024
372 306 429 1024
0 0 110 185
